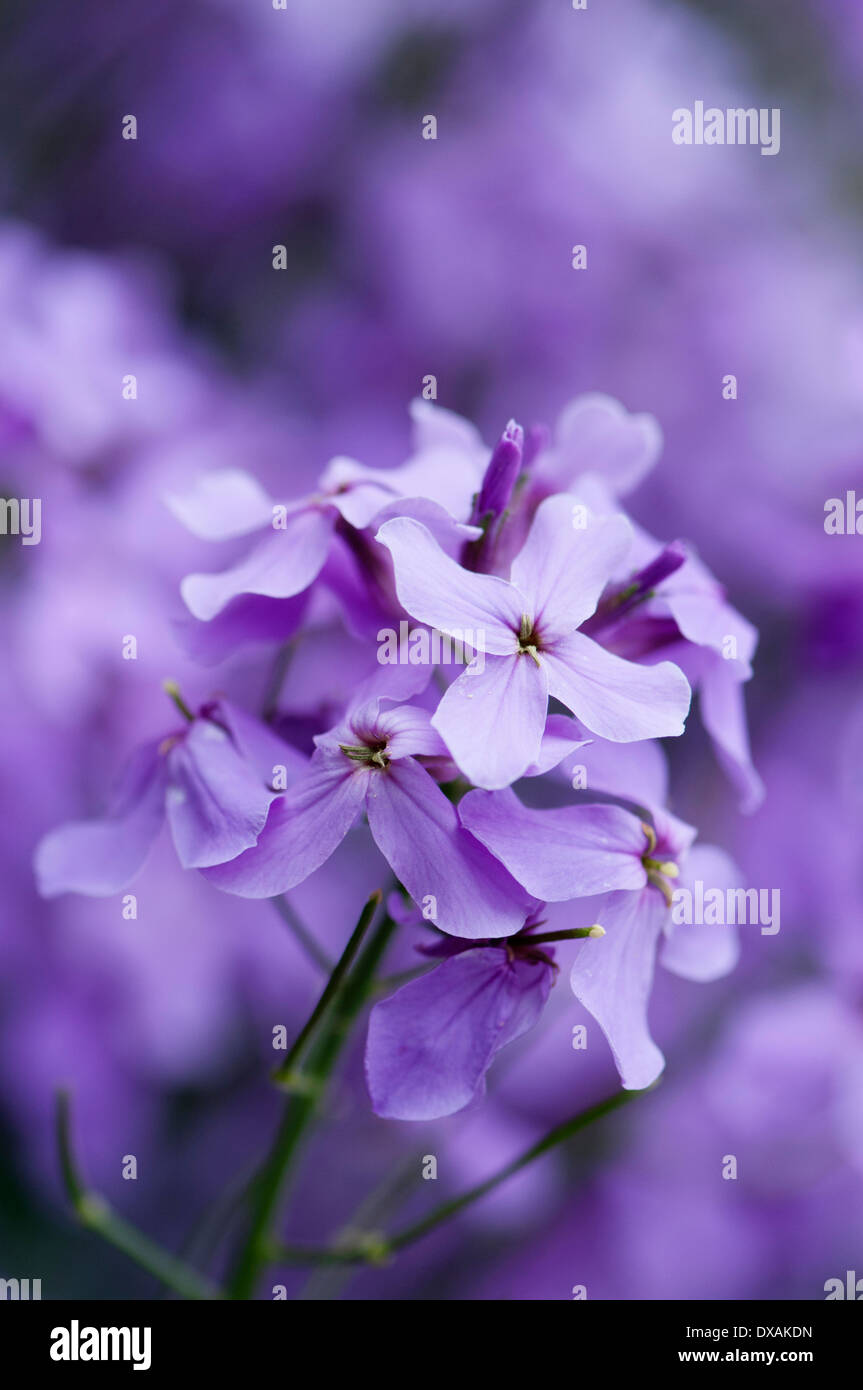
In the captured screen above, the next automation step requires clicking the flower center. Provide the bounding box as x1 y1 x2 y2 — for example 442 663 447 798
517 613 543 666
640 821 679 907
339 738 390 769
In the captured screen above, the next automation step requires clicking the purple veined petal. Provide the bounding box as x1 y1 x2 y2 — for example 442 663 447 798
660 589 754 670
698 654 765 813
510 495 633 636
372 496 482 552
320 456 401 530
369 703 450 761
343 660 435 713
365 757 528 939
375 516 524 653
34 740 168 897
365 946 551 1119
173 591 309 666
523 713 591 777
431 652 548 790
657 550 758 671
558 736 668 807
381 454 481 522
651 806 698 863
569 887 667 1090
661 844 742 983
181 506 335 621
459 788 648 901
201 750 367 897
496 952 556 1049
329 693 432 756
545 393 662 497
408 397 488 459
164 469 276 540
164 717 280 869
326 455 482 528
210 699 308 788
322 429 486 529
544 630 691 742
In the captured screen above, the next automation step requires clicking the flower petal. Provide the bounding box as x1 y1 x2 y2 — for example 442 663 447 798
545 393 662 496
366 946 551 1119
511 495 632 635
409 397 487 458
201 751 365 896
181 507 334 621
698 654 765 813
324 454 480 527
375 516 523 653
365 757 528 938
545 630 690 741
164 469 275 540
212 699 308 787
165 718 279 869
432 653 548 790
35 740 167 897
555 736 668 807
371 703 450 761
662 844 742 982
372 496 482 551
523 713 590 777
173 592 308 665
459 788 647 901
569 888 667 1090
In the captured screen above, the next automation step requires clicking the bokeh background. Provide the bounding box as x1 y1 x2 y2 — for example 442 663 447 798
1 0 862 1300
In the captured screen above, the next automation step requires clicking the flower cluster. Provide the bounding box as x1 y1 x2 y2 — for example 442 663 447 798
36 394 758 1120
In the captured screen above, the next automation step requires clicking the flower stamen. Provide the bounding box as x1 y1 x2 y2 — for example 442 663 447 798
517 613 542 666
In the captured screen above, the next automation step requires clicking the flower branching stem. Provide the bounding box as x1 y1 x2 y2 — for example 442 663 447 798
271 893 335 973
226 893 397 1300
55 890 655 1301
55 1091 223 1301
271 1084 653 1268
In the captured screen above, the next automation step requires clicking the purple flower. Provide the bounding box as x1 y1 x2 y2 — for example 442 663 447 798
366 928 555 1120
203 693 530 940
169 403 487 627
464 419 526 572
474 419 524 522
592 524 763 812
376 493 691 788
534 393 663 499
460 788 742 1090
35 698 301 896
546 468 763 812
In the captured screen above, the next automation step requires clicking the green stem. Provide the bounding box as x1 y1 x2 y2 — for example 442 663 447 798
272 894 334 974
227 899 398 1300
294 1157 417 1302
388 1087 643 1252
528 927 605 945
272 1085 651 1267
56 1091 222 1301
272 891 380 1085
162 679 195 723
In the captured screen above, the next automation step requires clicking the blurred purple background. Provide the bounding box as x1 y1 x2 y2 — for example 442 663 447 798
1 0 861 1300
